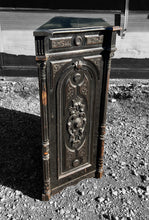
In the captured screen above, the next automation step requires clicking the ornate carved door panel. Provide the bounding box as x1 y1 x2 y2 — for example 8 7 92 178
48 56 103 192
57 59 99 178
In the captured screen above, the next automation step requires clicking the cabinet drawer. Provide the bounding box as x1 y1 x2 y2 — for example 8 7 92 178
49 32 104 51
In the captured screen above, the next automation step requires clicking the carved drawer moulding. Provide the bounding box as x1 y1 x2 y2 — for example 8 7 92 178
33 16 120 201
50 36 72 49
85 34 104 45
49 33 104 50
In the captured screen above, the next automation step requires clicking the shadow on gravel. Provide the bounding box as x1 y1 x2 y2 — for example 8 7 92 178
0 107 43 200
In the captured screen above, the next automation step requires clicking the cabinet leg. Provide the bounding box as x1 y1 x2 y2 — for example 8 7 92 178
42 178 51 201
96 50 112 179
96 125 105 178
42 141 51 201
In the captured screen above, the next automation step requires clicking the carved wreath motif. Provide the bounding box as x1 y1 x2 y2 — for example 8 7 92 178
67 97 87 148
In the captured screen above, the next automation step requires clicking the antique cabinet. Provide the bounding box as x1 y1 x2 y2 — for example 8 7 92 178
33 16 120 201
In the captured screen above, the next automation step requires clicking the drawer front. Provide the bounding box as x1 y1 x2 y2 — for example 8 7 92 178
49 32 104 51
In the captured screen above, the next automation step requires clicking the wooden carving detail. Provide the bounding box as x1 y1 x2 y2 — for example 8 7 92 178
67 96 87 149
85 34 103 45
66 79 76 103
57 60 97 177
51 59 72 79
84 55 102 80
35 37 45 56
80 75 89 101
50 37 72 49
84 55 101 70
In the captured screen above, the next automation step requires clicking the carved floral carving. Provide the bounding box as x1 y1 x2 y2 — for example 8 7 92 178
67 96 87 148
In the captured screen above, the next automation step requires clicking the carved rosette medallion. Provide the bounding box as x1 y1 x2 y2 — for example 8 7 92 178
67 96 87 149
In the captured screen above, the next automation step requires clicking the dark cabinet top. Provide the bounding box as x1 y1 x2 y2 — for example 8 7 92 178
37 16 110 29
34 16 121 36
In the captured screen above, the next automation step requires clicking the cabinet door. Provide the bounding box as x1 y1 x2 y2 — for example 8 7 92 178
48 56 103 194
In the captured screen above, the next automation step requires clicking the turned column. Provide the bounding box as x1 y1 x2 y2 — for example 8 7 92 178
37 59 51 200
96 50 113 178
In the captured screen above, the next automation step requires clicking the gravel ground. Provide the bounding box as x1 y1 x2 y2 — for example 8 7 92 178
0 78 149 220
